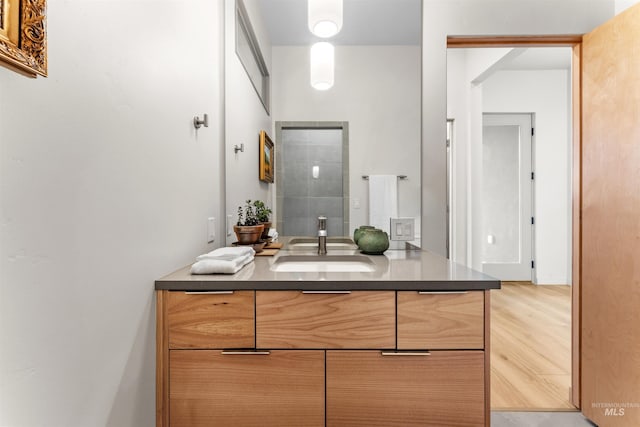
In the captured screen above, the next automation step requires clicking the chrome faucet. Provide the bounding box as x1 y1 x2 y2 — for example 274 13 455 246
317 216 327 255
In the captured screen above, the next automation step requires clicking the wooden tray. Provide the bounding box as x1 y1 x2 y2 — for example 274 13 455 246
255 248 279 257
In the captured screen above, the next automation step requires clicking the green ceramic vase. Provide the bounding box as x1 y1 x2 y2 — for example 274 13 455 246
353 225 376 244
358 229 389 255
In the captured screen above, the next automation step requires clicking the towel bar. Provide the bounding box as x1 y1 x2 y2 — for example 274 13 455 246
362 175 407 180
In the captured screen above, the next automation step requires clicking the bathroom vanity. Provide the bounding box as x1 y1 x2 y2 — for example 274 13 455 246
155 243 500 426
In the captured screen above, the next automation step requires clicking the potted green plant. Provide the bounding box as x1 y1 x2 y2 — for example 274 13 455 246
252 200 272 239
234 200 264 244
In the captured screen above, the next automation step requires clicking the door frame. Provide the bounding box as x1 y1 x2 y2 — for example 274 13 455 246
447 35 583 409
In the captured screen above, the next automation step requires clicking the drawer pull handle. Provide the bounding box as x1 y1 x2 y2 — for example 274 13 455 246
302 290 352 294
381 351 431 357
185 291 234 295
417 291 468 295
221 351 271 355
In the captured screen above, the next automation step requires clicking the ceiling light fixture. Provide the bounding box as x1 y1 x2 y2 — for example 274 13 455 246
310 42 334 90
308 0 343 38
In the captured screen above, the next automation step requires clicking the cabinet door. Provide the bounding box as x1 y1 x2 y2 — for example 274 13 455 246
327 350 485 426
170 350 324 427
257 290 395 348
397 291 484 349
168 290 254 349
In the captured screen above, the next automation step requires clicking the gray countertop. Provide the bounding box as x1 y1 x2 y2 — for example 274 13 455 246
155 238 500 291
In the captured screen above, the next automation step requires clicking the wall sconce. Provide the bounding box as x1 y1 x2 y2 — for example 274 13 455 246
310 42 334 90
308 0 343 38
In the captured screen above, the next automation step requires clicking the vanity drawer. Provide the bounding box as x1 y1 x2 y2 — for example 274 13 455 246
256 290 395 349
170 350 325 426
397 291 484 349
168 290 255 349
326 350 485 426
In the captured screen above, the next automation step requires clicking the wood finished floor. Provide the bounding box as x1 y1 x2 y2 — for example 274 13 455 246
491 282 574 410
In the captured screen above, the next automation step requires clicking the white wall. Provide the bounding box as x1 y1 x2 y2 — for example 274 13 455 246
422 0 614 255
616 0 639 13
271 45 421 240
446 49 469 263
225 0 273 244
483 70 571 284
0 1 225 426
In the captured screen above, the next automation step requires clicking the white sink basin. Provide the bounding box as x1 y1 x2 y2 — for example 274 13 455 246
288 237 357 249
271 255 375 273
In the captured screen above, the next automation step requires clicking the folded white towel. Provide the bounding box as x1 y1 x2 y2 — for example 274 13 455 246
196 246 255 261
268 228 278 241
191 246 256 274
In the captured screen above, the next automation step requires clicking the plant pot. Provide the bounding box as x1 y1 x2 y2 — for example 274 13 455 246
260 221 272 240
233 224 264 245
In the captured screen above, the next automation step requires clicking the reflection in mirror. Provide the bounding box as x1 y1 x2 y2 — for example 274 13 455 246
276 122 349 238
254 0 422 248
236 0 270 114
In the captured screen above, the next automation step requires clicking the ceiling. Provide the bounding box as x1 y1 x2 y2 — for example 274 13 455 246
501 47 572 70
258 0 422 46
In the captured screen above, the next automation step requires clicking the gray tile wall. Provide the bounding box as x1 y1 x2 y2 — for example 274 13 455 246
280 128 345 236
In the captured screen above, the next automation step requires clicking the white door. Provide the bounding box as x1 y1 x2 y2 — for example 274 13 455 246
481 113 533 281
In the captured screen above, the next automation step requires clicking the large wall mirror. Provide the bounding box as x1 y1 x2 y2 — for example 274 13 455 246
226 0 422 248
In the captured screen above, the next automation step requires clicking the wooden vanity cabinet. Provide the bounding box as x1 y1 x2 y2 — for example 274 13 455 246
326 350 485 426
170 350 324 427
256 290 395 348
157 289 491 427
397 291 484 349
167 290 254 349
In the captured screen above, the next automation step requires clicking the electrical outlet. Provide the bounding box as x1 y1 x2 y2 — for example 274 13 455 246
207 217 216 243
390 218 415 241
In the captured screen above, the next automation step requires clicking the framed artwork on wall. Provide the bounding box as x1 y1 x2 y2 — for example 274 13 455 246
259 130 274 183
0 0 47 77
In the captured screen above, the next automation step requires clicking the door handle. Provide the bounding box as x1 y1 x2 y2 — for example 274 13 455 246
302 290 351 294
417 291 468 295
221 351 271 355
381 351 431 356
185 291 234 295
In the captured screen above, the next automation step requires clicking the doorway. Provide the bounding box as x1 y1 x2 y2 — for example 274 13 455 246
275 122 350 238
446 45 575 411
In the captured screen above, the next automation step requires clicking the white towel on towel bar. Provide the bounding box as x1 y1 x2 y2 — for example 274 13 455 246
368 174 399 235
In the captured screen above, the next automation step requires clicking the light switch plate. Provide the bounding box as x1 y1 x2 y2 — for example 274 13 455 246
390 218 415 241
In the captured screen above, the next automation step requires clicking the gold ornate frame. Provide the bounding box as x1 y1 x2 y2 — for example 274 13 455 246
259 130 274 183
0 0 47 77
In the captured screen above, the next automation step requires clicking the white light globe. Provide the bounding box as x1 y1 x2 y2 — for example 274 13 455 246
310 42 335 90
308 0 343 38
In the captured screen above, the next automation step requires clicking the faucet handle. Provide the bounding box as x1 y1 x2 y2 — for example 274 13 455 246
318 216 327 230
